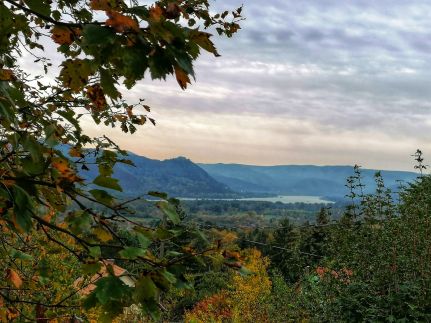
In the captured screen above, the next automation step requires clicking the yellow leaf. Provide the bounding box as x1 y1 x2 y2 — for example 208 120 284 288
191 31 220 57
93 226 113 242
174 66 191 90
6 268 22 288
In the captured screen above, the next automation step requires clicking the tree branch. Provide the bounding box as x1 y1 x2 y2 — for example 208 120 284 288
4 0 103 28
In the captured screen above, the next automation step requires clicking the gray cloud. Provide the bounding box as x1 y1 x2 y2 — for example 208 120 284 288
119 0 431 170
18 0 431 171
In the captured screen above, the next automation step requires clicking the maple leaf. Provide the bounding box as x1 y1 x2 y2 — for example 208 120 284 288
59 59 94 92
191 31 220 57
174 66 191 90
165 3 181 19
106 11 139 33
0 69 14 81
6 269 23 288
52 157 82 183
69 146 84 158
149 5 164 22
51 25 75 45
86 84 107 112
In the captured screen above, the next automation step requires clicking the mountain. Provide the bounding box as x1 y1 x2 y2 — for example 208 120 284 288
80 153 233 197
66 143 419 199
198 163 419 198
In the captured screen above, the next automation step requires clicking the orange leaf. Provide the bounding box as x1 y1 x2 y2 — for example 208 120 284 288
174 66 191 90
106 11 139 33
1 179 15 187
0 69 14 81
52 157 70 173
6 308 19 320
86 84 107 112
6 269 22 288
51 25 74 45
52 157 82 183
149 5 164 22
69 146 83 158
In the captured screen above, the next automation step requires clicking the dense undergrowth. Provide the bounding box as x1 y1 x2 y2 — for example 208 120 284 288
156 167 431 322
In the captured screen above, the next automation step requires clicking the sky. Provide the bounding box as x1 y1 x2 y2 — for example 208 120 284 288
25 0 431 171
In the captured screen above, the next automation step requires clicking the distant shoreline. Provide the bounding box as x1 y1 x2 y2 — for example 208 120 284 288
176 195 335 204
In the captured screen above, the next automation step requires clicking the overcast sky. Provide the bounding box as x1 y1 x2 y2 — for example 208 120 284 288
62 1 431 170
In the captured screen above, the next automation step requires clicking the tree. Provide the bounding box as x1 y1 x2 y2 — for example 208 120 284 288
0 0 242 320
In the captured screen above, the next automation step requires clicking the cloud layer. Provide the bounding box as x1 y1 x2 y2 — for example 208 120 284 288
46 1 431 170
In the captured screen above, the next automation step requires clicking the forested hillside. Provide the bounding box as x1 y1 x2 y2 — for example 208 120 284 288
79 152 234 197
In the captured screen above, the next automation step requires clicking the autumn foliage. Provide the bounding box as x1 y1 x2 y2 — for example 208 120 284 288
186 249 271 323
0 0 243 320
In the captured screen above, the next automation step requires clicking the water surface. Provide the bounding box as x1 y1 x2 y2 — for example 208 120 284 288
179 195 334 204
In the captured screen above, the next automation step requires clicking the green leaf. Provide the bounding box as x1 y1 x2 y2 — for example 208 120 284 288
44 124 60 147
134 276 158 302
38 258 50 280
148 191 168 199
24 0 51 16
93 175 122 191
154 227 173 240
89 246 101 258
135 231 152 249
119 247 147 260
22 156 46 175
141 299 160 321
59 59 94 92
65 211 92 235
160 269 177 284
82 25 116 46
82 262 102 275
156 201 180 224
10 249 33 261
100 68 121 99
12 186 33 232
166 251 182 257
22 135 43 163
94 275 131 305
239 266 254 276
89 189 114 206
175 51 195 78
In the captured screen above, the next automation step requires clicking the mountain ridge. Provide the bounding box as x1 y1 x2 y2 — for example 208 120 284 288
198 163 418 198
65 145 419 199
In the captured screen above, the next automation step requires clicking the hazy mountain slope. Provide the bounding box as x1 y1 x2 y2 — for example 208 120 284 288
198 163 418 197
80 153 233 197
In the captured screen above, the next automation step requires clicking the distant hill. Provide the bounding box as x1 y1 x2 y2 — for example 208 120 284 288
78 152 233 197
198 163 419 198
65 143 420 199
